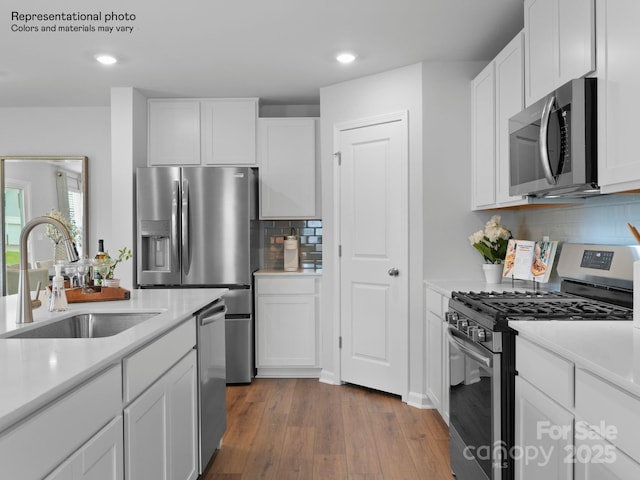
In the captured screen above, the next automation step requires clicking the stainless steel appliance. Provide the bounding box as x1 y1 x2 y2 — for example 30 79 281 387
446 243 639 480
136 166 259 384
195 298 227 473
509 78 598 198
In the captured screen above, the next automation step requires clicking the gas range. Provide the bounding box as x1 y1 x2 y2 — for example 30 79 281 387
449 243 640 334
451 289 633 325
447 244 640 480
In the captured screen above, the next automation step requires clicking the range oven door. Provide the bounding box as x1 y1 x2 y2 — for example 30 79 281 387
448 326 503 480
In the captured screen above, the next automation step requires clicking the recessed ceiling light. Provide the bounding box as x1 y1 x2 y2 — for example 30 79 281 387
336 52 357 64
95 54 118 65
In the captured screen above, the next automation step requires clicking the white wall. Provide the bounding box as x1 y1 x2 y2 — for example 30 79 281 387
0 106 111 260
320 63 425 403
110 88 148 288
422 62 518 282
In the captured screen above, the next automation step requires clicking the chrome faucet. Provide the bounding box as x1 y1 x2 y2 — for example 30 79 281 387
16 216 79 324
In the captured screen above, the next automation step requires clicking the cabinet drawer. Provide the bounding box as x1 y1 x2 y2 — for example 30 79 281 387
257 277 316 295
0 365 122 480
123 318 196 403
516 336 574 408
575 368 640 462
426 288 444 317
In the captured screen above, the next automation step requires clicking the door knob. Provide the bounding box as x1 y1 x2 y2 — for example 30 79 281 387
388 268 399 277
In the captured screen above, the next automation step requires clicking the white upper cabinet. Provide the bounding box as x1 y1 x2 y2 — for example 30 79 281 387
471 62 496 210
495 32 526 206
148 100 201 166
524 0 595 106
148 98 258 166
201 99 257 165
596 0 640 193
258 117 320 219
472 32 527 210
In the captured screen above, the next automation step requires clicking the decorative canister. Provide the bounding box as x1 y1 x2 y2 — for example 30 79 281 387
284 233 299 272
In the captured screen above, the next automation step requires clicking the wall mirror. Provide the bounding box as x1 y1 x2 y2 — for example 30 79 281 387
0 156 88 295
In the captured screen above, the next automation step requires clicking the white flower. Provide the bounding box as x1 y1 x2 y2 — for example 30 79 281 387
469 215 512 264
468 230 484 245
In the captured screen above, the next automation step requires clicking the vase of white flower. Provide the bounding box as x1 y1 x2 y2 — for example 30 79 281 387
469 215 511 283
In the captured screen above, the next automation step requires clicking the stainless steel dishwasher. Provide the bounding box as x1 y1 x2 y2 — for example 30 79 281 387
196 297 227 473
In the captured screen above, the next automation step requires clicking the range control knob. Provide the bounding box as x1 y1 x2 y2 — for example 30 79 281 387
445 312 459 324
470 327 486 342
477 328 487 342
467 326 478 339
456 319 469 331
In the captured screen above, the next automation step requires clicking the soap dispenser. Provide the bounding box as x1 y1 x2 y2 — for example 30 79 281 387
49 264 68 312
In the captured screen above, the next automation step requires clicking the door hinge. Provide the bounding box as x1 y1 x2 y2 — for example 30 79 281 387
339 336 342 349
334 151 341 165
338 245 342 257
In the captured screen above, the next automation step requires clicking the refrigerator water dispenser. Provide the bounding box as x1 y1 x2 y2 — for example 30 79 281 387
140 220 171 272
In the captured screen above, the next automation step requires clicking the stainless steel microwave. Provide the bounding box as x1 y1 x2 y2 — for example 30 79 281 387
509 78 598 198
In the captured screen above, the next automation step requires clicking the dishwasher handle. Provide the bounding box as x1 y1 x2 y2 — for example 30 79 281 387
198 300 227 326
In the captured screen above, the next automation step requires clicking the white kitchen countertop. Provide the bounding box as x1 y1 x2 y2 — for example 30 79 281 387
255 268 322 276
510 320 640 398
0 288 227 432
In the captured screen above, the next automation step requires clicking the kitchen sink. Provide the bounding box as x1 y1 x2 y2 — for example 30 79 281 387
9 312 161 339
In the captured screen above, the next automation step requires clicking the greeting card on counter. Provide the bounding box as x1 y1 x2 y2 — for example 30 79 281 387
502 239 558 283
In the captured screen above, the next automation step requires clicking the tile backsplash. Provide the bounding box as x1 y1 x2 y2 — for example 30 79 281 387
260 220 322 269
515 194 640 245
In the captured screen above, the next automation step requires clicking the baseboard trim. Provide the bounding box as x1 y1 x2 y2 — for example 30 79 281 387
406 391 435 409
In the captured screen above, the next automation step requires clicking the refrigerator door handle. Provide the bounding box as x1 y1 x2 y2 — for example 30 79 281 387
181 178 190 275
171 180 180 278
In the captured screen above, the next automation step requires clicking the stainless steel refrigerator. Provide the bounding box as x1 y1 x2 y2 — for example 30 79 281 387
136 166 258 385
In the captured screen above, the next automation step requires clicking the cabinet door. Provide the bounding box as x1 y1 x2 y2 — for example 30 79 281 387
574 431 640 479
125 375 168 480
524 0 556 106
597 0 640 192
46 416 124 480
125 351 198 480
167 350 198 480
495 32 526 206
259 118 318 219
201 99 257 165
515 376 573 480
471 62 496 209
148 101 201 165
556 0 595 86
256 294 318 367
426 309 442 413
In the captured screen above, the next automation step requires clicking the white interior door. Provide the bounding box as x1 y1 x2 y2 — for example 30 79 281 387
337 116 407 396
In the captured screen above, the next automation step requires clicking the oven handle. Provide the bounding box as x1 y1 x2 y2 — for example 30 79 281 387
448 326 493 369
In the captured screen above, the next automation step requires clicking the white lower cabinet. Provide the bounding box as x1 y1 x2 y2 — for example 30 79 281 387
515 336 640 479
45 416 124 480
574 431 640 479
255 275 320 377
515 337 574 479
0 366 122 480
425 286 450 423
514 376 574 479
124 349 198 480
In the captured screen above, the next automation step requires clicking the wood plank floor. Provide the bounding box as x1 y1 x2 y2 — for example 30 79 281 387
202 378 452 480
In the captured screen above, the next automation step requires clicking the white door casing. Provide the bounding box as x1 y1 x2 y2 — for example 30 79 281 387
334 112 408 397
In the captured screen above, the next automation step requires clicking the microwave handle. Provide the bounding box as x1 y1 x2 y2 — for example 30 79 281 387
539 94 557 185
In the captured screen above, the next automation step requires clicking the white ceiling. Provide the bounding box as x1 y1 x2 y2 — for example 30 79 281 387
1 0 524 107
